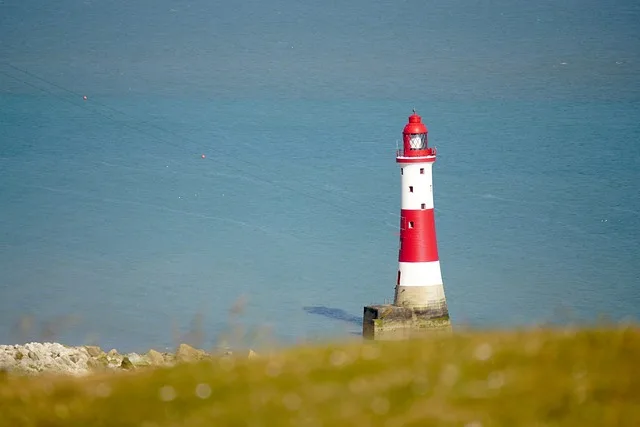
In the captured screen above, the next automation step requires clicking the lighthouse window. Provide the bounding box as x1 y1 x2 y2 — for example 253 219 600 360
409 186 414 193
401 168 404 175
409 133 427 150
408 221 414 228
421 203 426 209
420 168 424 174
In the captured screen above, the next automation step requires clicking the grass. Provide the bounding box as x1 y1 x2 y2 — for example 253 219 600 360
0 326 638 426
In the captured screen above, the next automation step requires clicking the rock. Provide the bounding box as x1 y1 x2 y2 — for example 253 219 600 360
86 357 106 371
85 345 103 357
162 352 176 365
120 356 134 370
146 349 165 366
125 353 150 367
0 341 231 375
0 342 92 376
125 352 141 363
176 343 208 363
103 349 124 368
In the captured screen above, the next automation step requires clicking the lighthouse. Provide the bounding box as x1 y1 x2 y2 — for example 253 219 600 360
363 111 451 340
394 110 447 311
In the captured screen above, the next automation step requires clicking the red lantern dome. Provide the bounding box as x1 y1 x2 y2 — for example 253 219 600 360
397 110 436 162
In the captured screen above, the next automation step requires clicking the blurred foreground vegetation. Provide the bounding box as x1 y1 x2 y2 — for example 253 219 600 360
0 326 638 427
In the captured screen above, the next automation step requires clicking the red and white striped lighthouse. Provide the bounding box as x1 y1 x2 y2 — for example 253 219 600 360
393 110 448 315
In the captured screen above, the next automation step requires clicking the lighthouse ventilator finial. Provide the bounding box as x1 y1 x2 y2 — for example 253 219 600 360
362 110 451 340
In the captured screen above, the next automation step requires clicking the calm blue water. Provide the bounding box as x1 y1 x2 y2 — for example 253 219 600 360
1 0 639 353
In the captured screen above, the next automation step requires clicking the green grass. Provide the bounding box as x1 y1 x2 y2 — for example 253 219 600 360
1 326 638 426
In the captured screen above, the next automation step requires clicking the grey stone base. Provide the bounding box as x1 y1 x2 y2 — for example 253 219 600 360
362 304 452 340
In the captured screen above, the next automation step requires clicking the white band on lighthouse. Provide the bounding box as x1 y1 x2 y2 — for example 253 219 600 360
400 163 434 210
397 261 442 287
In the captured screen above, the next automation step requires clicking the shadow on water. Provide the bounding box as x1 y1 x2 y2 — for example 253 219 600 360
303 306 363 326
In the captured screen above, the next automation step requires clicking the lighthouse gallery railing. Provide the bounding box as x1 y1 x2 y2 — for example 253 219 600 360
396 147 437 157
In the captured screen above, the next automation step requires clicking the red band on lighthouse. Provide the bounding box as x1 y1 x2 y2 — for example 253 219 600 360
399 209 439 262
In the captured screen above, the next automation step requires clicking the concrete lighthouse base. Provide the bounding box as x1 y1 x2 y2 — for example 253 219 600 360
362 305 451 340
362 285 451 340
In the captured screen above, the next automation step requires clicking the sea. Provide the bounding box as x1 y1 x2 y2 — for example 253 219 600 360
1 0 639 353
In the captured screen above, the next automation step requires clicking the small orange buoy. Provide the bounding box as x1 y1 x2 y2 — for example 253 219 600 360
83 95 87 101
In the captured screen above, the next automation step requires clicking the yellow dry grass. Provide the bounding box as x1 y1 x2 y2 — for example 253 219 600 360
1 326 638 427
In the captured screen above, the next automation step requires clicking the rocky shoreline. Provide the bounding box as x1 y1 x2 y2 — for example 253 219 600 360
0 342 257 376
